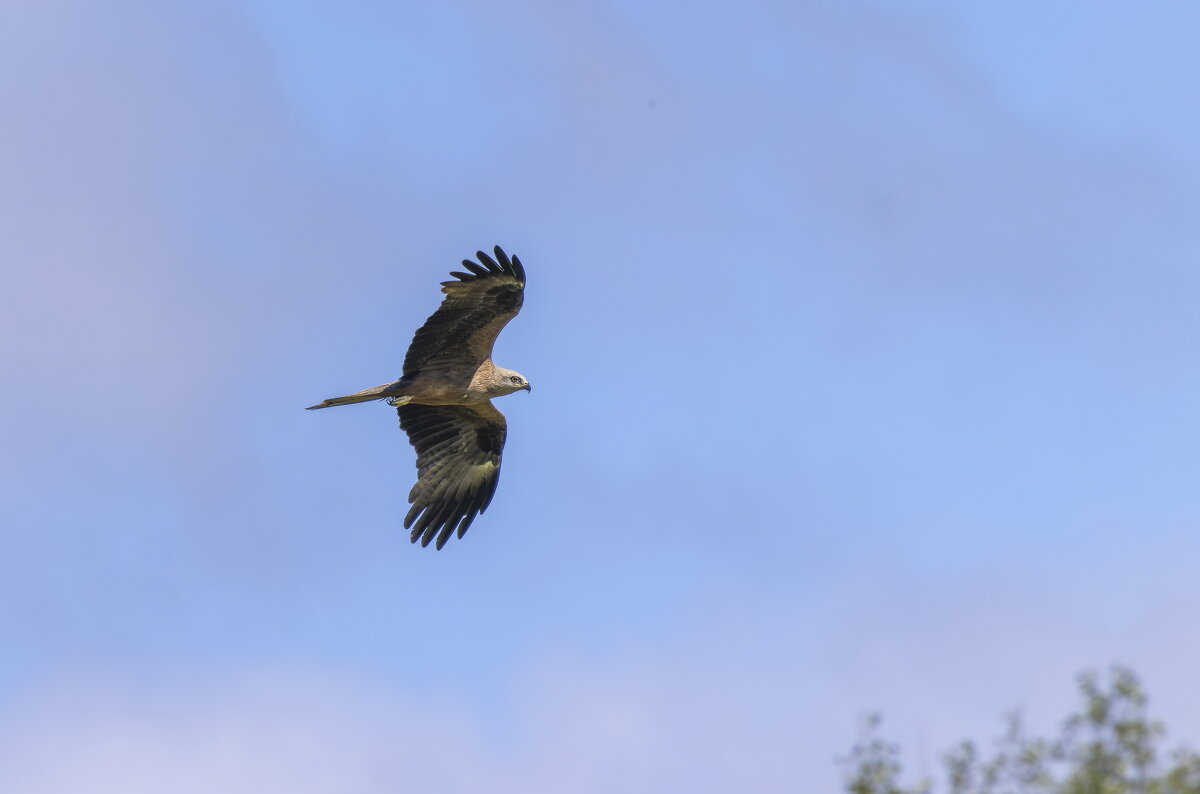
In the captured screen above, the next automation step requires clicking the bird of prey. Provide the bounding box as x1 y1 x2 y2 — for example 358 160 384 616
308 246 530 549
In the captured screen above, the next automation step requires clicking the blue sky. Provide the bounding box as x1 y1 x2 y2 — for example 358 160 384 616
3 1 1200 791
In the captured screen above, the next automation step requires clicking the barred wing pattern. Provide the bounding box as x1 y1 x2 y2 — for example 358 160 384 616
397 401 507 549
402 246 526 377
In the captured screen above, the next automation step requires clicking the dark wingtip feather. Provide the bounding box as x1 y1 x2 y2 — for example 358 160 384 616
403 502 421 530
449 246 525 284
456 512 477 540
459 259 490 278
419 527 435 547
475 250 501 272
492 246 525 283
413 499 458 548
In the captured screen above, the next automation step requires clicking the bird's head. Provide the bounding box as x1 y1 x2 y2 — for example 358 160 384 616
493 367 532 396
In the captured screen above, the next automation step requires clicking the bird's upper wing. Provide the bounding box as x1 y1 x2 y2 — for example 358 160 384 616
402 246 525 377
397 401 508 549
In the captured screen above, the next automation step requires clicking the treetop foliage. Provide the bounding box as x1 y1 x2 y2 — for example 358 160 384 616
841 667 1200 794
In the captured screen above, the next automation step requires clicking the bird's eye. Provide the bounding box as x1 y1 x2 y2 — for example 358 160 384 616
510 375 521 383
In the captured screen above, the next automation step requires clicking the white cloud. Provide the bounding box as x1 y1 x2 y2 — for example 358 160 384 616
0 668 487 794
8 541 1200 794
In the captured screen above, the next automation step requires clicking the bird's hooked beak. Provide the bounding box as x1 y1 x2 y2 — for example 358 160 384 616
523 382 532 393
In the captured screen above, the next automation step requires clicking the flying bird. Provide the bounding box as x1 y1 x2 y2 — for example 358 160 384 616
308 246 530 549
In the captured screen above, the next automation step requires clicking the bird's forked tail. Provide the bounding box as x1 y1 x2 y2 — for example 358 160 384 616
306 382 403 410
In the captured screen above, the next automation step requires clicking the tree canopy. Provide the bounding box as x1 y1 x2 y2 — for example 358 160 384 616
841 668 1200 794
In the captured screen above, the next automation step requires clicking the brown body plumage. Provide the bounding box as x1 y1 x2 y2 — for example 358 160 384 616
308 246 530 549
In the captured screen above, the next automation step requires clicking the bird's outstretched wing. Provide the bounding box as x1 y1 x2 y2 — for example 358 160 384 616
402 246 525 377
397 401 507 549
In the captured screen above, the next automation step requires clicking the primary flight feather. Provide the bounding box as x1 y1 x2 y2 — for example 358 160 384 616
308 245 530 549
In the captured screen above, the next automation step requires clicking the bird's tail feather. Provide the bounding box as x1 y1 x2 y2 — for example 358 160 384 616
306 383 401 410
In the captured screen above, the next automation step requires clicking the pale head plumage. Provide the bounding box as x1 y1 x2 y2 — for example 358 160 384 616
488 366 532 396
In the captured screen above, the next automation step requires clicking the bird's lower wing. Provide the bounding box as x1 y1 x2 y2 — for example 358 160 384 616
396 402 508 549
